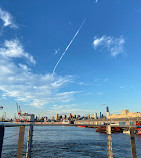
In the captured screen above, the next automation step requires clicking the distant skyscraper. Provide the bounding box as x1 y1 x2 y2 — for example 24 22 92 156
70 113 72 119
44 117 47 122
77 115 80 119
94 112 97 119
56 113 59 120
52 116 54 121
87 114 90 119
99 112 101 119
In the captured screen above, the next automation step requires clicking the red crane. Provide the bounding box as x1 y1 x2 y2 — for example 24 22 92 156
16 103 35 122
16 103 26 122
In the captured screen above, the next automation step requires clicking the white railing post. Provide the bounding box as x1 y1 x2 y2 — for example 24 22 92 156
106 125 113 158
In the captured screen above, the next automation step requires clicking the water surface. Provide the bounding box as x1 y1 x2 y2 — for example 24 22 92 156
2 126 141 158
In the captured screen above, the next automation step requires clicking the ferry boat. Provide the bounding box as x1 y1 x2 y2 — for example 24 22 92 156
78 126 86 128
123 129 130 134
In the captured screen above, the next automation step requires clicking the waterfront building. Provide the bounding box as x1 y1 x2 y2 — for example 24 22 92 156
76 115 80 120
107 109 141 119
91 112 97 119
74 117 141 126
44 117 47 122
35 115 39 121
52 116 54 121
40 117 44 122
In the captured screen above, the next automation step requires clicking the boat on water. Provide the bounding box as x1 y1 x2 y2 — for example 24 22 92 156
123 129 130 134
96 126 123 133
136 130 141 135
78 126 86 128
136 121 141 135
95 126 106 133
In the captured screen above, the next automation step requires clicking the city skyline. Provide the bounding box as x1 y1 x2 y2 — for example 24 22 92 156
0 0 141 118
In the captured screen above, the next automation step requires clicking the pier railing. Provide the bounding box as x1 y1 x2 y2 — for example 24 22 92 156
0 123 34 158
0 123 137 158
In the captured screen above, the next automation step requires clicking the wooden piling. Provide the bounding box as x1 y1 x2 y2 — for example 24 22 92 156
0 125 4 158
130 128 137 158
26 125 33 158
17 126 25 158
106 125 113 158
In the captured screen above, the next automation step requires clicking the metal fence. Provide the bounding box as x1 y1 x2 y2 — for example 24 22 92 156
0 123 138 158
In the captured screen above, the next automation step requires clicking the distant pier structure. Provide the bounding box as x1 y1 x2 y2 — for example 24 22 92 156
75 106 141 127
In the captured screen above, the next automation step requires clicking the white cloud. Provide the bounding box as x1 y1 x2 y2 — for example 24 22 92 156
97 92 103 95
0 8 79 109
51 104 76 110
68 21 72 26
0 8 17 28
0 40 77 107
93 35 125 56
120 85 126 89
0 60 75 107
104 78 109 82
54 48 60 55
0 39 36 65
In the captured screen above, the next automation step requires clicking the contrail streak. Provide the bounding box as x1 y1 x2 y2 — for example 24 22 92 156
52 19 86 75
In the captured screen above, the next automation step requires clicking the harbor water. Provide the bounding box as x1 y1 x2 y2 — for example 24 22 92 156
2 126 141 158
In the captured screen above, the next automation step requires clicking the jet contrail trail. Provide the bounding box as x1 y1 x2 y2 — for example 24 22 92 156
52 19 86 75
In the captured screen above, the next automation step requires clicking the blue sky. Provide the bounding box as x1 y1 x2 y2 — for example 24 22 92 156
0 0 141 118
